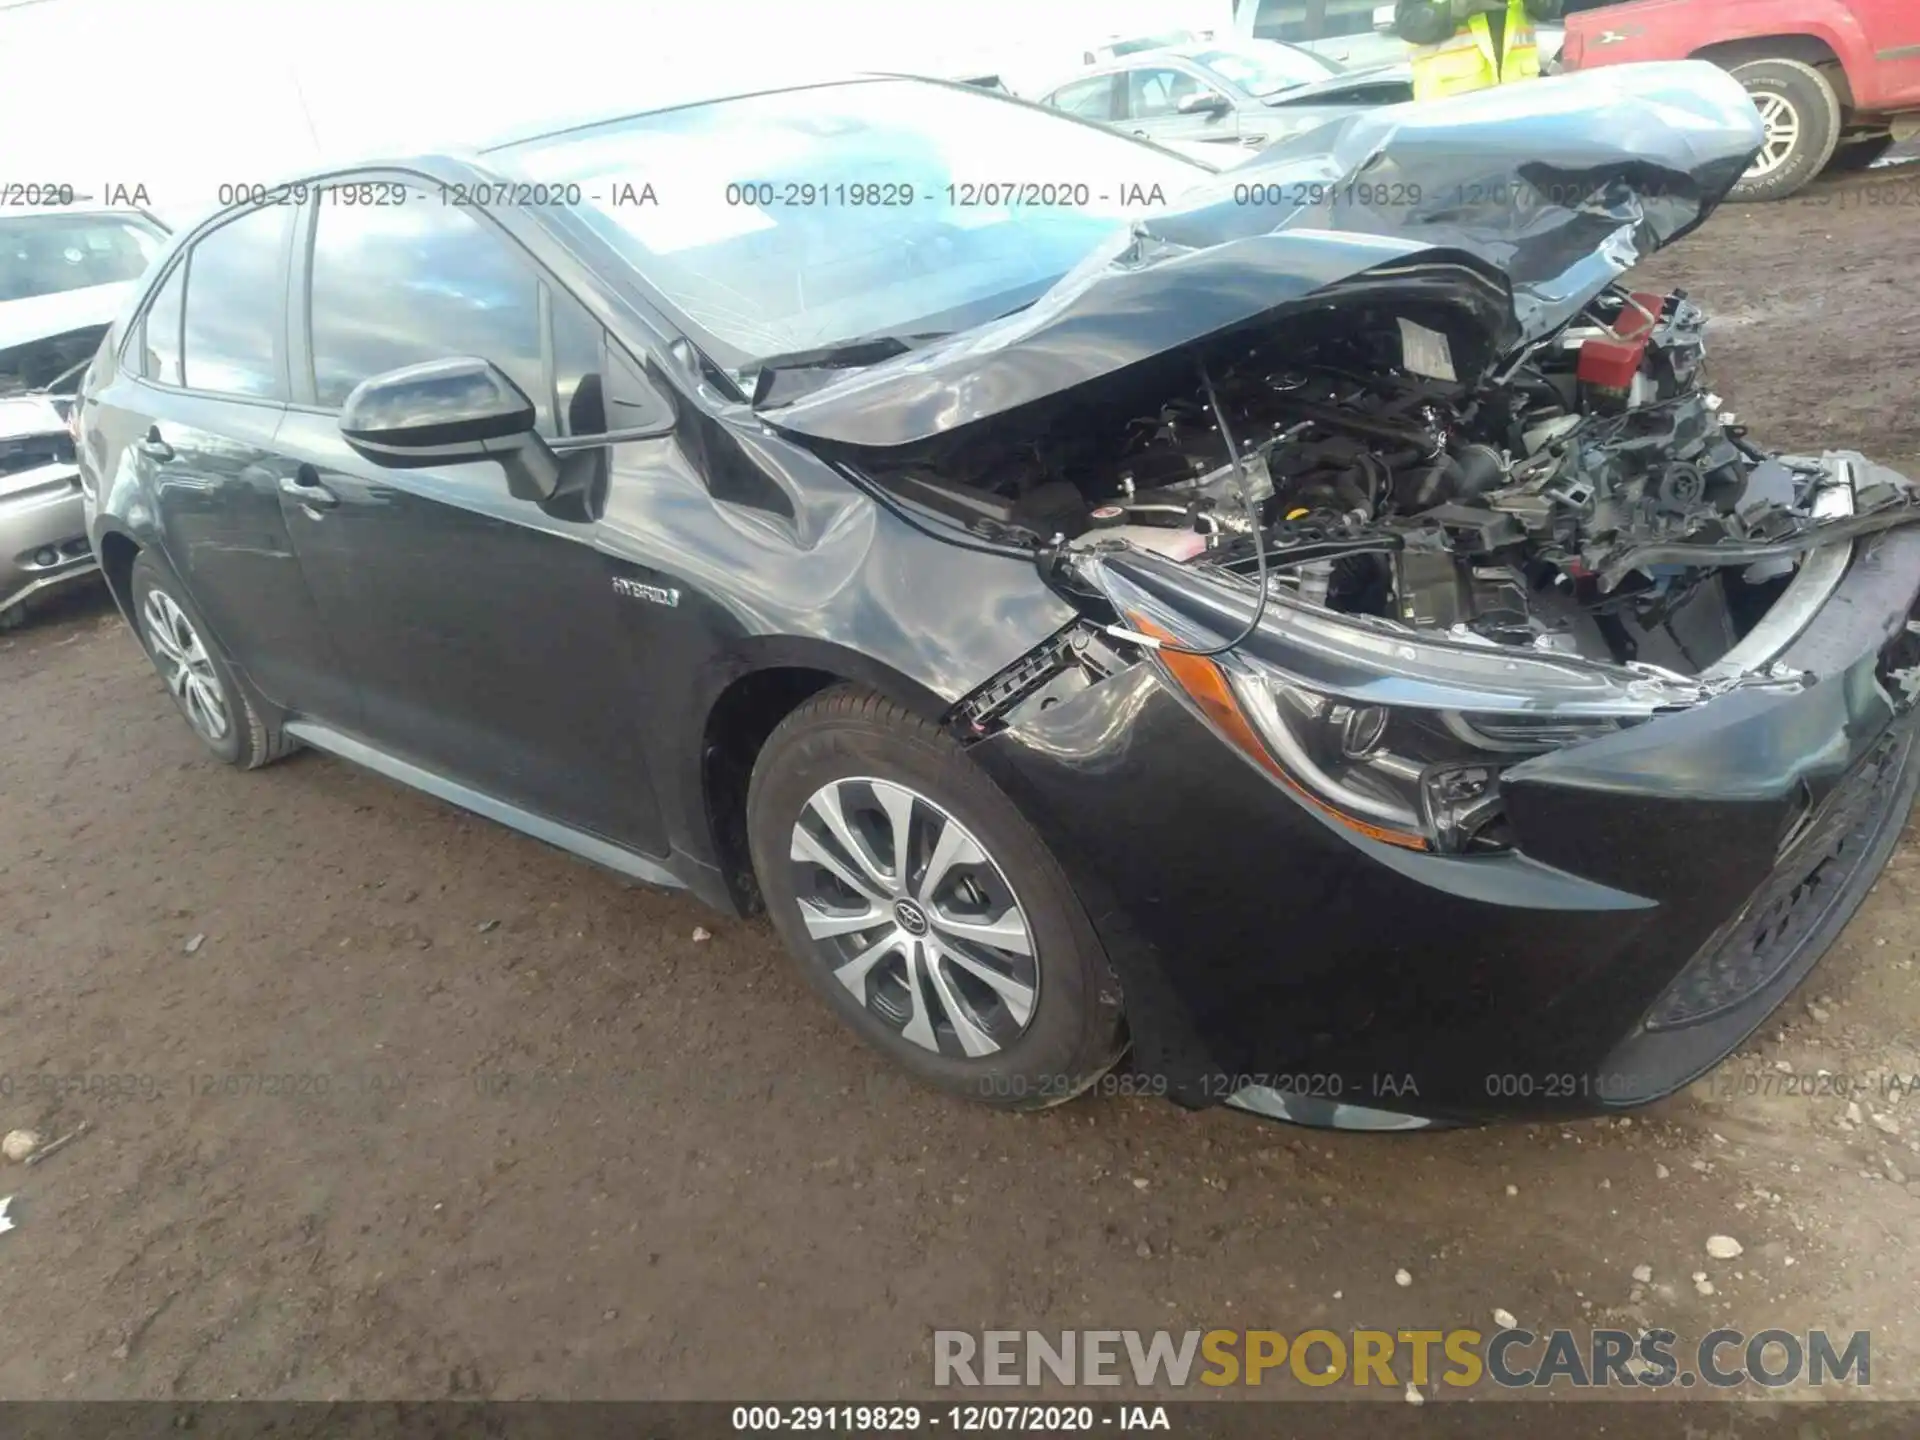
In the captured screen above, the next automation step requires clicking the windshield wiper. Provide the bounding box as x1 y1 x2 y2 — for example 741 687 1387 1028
748 286 1059 410
750 331 953 409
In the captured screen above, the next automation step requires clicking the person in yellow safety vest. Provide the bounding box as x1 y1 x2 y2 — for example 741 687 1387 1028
1394 0 1564 103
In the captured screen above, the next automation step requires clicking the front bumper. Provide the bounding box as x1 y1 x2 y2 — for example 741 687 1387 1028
972 478 1920 1127
0 460 97 615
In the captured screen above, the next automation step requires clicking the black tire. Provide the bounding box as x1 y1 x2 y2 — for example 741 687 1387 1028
1829 133 1897 172
1728 58 1843 202
129 551 296 770
747 683 1126 1110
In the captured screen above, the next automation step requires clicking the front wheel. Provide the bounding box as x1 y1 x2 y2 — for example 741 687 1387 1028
1728 58 1843 201
746 684 1126 1110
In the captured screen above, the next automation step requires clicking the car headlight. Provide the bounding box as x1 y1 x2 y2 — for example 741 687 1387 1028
1129 614 1637 854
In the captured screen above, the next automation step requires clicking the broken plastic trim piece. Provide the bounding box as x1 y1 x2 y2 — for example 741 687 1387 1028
1225 1085 1440 1130
1599 510 1920 592
1701 454 1857 683
1597 449 1920 592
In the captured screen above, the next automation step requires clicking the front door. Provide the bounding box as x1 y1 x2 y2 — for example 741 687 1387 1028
274 187 663 853
1123 65 1243 147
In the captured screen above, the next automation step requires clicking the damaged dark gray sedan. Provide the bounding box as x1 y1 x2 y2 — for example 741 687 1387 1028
78 64 1920 1128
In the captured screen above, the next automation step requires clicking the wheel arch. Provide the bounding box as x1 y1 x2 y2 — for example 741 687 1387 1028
694 639 956 914
1692 35 1855 110
95 527 142 625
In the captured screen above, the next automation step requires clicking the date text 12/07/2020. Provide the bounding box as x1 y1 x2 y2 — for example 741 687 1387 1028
203 179 1170 212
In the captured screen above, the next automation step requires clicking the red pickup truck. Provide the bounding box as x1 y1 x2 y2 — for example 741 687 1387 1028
1561 0 1920 199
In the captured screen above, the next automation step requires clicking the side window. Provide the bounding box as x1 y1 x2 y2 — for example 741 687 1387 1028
1126 67 1204 119
605 342 674 436
1254 0 1313 42
1322 0 1383 38
180 206 289 398
140 260 186 387
1049 76 1119 121
308 198 550 432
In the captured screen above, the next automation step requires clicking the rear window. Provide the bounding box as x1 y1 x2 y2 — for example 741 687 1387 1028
1250 0 1381 43
0 215 166 303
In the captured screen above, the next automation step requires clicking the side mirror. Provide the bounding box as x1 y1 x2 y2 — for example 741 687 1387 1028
1177 90 1232 116
339 357 575 503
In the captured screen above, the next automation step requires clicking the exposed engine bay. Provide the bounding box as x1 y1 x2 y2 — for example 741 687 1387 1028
868 288 1920 677
0 327 98 481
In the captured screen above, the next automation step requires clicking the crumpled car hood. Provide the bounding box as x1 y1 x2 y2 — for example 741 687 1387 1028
762 61 1763 450
0 394 68 443
0 281 134 356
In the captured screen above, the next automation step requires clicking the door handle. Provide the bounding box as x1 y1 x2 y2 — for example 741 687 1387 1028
279 470 339 511
1132 128 1150 138
137 429 174 462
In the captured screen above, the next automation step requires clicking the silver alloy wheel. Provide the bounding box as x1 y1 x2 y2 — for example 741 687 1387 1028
141 589 231 743
1747 90 1803 179
789 776 1038 1058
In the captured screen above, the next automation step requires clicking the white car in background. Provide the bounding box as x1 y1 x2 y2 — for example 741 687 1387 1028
1 204 169 626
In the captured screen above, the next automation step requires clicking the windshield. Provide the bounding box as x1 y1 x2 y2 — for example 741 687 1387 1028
1190 44 1340 97
494 79 1199 377
1106 30 1199 56
0 215 165 303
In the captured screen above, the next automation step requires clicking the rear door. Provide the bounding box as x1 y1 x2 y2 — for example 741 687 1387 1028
106 204 360 724
272 180 664 852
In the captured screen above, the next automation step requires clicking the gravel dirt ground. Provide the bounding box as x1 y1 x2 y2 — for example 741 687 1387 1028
4 160 1920 1408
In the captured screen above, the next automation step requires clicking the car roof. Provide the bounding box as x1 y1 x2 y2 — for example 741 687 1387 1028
1065 38 1312 82
475 71 965 156
0 204 166 226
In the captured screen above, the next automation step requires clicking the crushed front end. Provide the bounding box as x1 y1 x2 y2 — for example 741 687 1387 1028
960 479 1920 1125
936 292 1920 1125
755 61 1920 1125
1 382 97 624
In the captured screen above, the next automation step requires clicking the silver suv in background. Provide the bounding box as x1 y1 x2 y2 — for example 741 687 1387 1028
1038 39 1411 158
